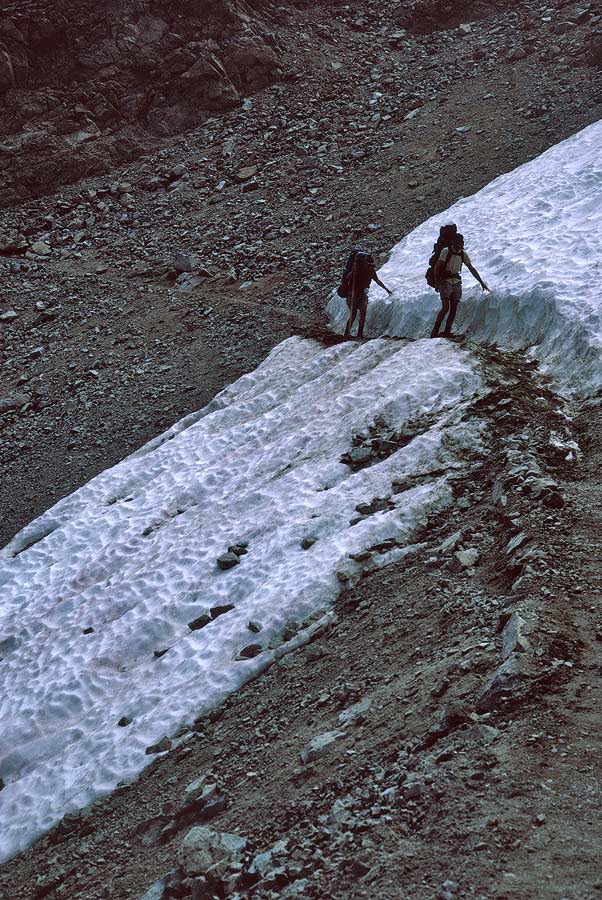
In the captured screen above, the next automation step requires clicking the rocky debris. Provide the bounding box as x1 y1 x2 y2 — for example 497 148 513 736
341 417 434 470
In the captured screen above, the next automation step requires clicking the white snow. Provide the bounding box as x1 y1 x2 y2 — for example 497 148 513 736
329 119 602 394
0 337 482 862
1 117 601 864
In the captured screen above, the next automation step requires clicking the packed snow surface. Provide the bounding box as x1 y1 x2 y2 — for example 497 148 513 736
329 119 602 394
0 337 482 862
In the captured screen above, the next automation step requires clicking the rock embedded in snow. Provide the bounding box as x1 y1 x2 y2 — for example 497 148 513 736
217 552 241 570
237 643 263 660
210 604 235 619
188 614 212 632
145 736 172 755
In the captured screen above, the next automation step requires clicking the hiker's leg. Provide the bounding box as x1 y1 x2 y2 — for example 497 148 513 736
357 293 368 338
344 297 358 336
431 289 450 338
442 283 462 335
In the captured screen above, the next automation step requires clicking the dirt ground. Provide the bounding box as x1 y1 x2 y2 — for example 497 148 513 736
1 0 602 897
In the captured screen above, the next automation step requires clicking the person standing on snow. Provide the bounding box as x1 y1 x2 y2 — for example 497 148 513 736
343 251 393 339
431 233 489 339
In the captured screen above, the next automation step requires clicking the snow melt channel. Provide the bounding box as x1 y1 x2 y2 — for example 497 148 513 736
329 119 602 394
0 336 482 862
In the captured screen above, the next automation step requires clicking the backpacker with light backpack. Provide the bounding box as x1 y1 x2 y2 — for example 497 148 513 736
425 223 457 289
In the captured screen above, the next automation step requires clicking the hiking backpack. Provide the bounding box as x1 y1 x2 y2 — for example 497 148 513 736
337 249 372 298
424 223 457 289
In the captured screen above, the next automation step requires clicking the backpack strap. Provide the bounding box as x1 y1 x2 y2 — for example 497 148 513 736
443 247 464 278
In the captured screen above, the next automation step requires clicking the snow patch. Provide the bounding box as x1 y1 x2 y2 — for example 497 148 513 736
0 336 481 862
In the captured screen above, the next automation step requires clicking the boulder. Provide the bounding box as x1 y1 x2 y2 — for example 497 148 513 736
179 826 247 879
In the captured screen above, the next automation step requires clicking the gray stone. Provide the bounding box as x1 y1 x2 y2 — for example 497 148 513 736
450 548 479 572
31 240 51 255
300 730 347 764
139 875 169 900
476 653 527 712
173 251 199 273
338 697 372 727
402 779 424 801
437 530 463 555
179 826 247 879
347 446 372 466
506 532 527 554
501 613 530 659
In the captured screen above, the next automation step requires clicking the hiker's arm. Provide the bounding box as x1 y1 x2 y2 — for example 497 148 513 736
466 260 489 291
373 274 393 296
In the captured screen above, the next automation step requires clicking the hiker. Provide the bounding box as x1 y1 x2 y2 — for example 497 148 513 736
342 251 392 339
431 233 489 339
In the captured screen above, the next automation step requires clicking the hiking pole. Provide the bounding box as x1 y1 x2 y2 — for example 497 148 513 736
344 259 358 337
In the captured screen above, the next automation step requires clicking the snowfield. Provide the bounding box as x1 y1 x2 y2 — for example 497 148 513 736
329 119 602 394
0 118 601 863
0 338 482 863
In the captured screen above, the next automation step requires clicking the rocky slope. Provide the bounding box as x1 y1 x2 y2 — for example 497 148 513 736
1 0 602 897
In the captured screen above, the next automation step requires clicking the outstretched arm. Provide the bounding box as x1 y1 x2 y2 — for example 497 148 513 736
373 274 393 296
466 260 489 292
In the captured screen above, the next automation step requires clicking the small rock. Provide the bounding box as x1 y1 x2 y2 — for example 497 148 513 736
402 779 424 801
210 604 235 619
501 612 530 659
247 620 262 633
338 697 372 727
179 826 247 879
31 241 51 256
217 552 240 570
188 615 212 632
450 548 479 572
173 252 199 273
300 730 347 764
146 736 172 755
237 643 263 659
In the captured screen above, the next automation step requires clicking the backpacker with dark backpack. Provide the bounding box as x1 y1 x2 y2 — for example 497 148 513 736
337 249 372 300
425 223 457 289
